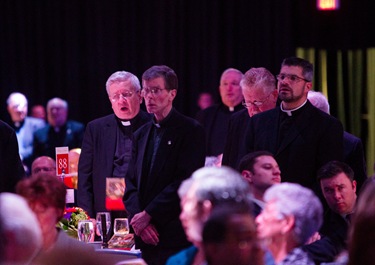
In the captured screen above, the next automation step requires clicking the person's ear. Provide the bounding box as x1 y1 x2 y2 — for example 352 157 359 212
169 89 177 102
281 215 295 235
202 199 213 222
241 170 253 183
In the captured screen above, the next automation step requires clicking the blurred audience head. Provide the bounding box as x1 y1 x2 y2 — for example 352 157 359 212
241 67 277 117
318 160 357 215
202 205 264 265
0 192 42 264
239 151 281 200
219 68 243 108
197 92 214 110
256 183 323 246
31 104 47 120
6 92 28 123
178 166 252 245
16 174 66 250
106 71 142 120
31 156 56 177
47 97 68 129
307 90 330 114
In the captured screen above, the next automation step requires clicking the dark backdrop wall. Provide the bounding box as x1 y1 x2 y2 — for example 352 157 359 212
1 0 374 124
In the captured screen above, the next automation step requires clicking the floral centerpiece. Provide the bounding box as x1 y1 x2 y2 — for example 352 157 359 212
58 207 90 239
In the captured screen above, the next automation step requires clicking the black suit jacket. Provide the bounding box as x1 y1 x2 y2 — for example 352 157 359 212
124 108 206 249
303 209 349 264
343 131 367 192
0 120 25 192
33 120 85 159
245 101 344 191
196 103 244 156
77 112 151 217
222 109 250 169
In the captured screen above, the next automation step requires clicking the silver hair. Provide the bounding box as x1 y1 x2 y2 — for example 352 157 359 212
220 68 244 83
105 71 141 95
47 97 68 110
179 166 253 209
240 67 276 94
6 92 28 106
264 183 323 245
307 90 330 114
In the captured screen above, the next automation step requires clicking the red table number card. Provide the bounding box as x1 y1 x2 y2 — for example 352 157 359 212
55 146 70 176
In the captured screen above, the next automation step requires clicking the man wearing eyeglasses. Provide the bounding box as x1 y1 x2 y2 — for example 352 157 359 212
222 67 278 169
77 71 152 219
245 57 343 194
124 65 206 265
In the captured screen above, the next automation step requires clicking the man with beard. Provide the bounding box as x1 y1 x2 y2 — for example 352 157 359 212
245 57 343 194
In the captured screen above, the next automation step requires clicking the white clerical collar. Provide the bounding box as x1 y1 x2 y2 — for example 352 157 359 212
121 120 131 126
280 99 308 116
229 106 234 112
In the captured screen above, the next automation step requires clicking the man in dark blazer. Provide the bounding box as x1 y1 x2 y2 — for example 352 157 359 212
196 68 244 165
0 120 25 193
307 90 367 192
303 161 357 264
222 67 278 169
124 65 206 265
32 97 84 159
245 57 343 193
77 71 151 218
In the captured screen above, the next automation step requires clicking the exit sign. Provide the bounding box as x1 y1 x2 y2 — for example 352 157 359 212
317 0 340 10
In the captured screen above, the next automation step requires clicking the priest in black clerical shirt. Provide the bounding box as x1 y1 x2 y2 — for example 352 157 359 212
196 68 244 164
77 71 152 219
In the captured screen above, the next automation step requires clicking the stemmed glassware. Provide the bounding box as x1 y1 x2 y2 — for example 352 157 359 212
77 220 94 242
96 212 111 247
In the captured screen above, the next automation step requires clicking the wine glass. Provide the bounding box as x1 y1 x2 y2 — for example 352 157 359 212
77 220 94 242
114 218 129 236
96 212 111 241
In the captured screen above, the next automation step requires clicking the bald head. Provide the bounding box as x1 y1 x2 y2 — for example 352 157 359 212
31 156 56 177
7 92 28 123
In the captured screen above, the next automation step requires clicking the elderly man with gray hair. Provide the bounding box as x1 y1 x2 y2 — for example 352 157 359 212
78 71 151 218
256 182 323 265
32 97 85 159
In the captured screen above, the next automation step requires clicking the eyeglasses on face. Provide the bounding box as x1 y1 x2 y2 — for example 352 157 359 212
141 87 165 97
276 73 311 83
110 91 134 102
242 93 272 108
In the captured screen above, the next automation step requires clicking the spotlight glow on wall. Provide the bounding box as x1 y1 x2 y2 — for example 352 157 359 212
317 0 340 10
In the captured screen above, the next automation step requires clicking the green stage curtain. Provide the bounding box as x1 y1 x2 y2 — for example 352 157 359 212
297 48 374 176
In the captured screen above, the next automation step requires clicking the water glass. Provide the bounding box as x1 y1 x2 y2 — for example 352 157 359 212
77 220 94 242
96 212 111 240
